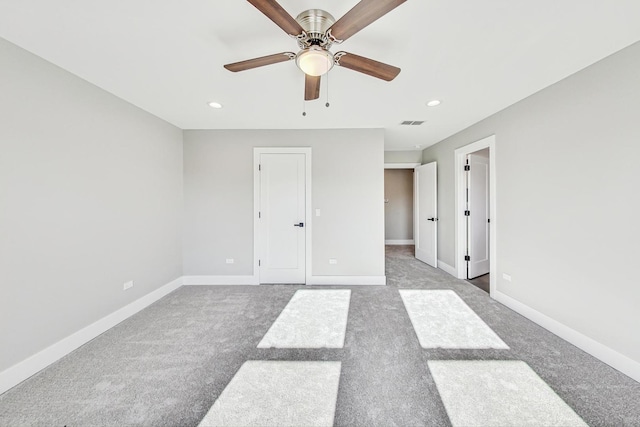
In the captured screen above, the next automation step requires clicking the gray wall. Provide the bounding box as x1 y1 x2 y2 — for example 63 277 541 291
384 150 422 164
384 169 414 240
183 129 385 277
0 38 184 372
422 41 640 363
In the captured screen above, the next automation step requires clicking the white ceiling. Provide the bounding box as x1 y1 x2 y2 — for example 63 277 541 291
1 1 639 150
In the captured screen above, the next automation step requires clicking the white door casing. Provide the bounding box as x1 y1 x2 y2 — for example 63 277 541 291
254 148 311 284
467 153 490 278
414 162 438 267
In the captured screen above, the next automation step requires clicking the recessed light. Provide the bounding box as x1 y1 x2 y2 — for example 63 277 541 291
426 100 441 107
208 101 223 109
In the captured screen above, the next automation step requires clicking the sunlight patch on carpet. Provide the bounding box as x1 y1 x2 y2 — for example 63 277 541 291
198 361 341 427
400 289 508 349
428 360 587 427
257 289 351 348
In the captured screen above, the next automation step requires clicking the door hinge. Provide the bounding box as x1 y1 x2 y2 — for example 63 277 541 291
465 255 471 261
258 260 261 267
464 164 470 171
258 211 261 219
258 164 261 171
464 210 470 216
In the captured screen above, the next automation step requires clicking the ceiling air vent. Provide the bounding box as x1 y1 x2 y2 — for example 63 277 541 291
400 120 425 126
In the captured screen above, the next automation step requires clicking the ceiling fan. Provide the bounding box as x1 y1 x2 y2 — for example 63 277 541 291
224 0 407 101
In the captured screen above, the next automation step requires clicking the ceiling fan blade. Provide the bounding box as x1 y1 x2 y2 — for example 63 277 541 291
328 0 407 42
247 0 304 36
224 52 295 72
305 74 321 101
335 52 401 81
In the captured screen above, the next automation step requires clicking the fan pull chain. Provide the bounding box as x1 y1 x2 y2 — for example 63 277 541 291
302 72 308 117
325 73 330 108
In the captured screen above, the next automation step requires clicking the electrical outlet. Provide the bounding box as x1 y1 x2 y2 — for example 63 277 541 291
329 259 337 265
502 273 512 282
123 280 134 290
315 209 321 217
226 258 235 264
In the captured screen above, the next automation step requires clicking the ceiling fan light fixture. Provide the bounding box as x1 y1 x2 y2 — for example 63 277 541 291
296 46 334 77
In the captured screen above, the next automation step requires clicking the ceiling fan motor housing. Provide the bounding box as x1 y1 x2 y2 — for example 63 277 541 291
295 9 336 49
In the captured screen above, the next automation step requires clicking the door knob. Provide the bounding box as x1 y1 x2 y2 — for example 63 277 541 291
427 217 439 221
294 222 304 227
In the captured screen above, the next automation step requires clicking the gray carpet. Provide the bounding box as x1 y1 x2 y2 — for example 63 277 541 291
1 245 639 426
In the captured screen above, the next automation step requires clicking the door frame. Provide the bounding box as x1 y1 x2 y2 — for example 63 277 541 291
384 163 421 169
254 147 312 285
454 135 497 295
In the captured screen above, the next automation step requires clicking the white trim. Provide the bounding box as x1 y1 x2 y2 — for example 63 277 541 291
0 277 183 395
182 275 259 285
384 162 421 169
494 291 640 383
454 135 497 296
254 147 312 285
385 239 415 245
384 147 424 152
304 151 312 285
437 260 456 276
308 276 387 286
253 150 260 284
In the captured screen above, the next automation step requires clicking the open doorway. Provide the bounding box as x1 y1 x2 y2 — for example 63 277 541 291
454 136 496 295
384 169 415 245
384 163 420 246
384 161 438 269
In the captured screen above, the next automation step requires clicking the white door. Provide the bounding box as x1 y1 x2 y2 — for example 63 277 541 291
259 153 306 283
467 153 490 278
414 162 437 267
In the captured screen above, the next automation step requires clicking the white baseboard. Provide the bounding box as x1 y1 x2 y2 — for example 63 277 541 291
182 275 386 286
385 239 415 245
493 290 640 383
182 275 258 285
308 275 387 286
437 260 456 276
0 277 183 395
